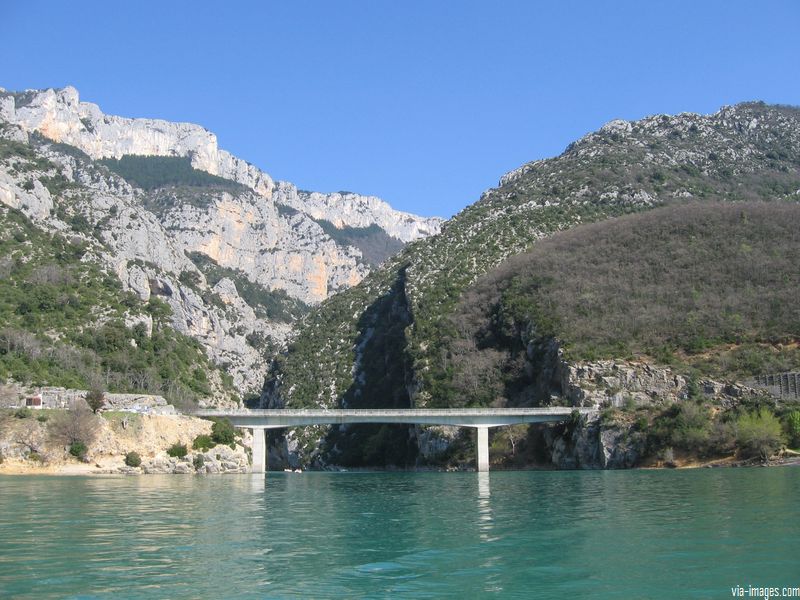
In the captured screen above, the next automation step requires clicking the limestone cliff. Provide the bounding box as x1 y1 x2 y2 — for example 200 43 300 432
0 85 441 402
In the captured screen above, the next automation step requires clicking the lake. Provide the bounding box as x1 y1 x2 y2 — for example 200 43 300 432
1 468 798 598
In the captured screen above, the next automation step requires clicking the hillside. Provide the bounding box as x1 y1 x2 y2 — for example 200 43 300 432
0 204 231 408
449 202 800 408
0 86 440 403
264 102 800 467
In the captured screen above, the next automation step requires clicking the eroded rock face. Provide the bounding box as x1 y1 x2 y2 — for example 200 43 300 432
546 418 644 470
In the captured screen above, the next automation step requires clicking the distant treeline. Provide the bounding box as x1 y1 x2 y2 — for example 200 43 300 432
99 155 243 191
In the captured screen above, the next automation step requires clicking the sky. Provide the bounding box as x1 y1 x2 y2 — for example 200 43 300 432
1 1 799 218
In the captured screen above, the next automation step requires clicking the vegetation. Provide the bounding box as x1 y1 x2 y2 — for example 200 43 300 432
85 389 105 414
48 400 99 452
785 411 800 448
124 451 142 467
210 418 235 445
736 409 786 460
68 441 87 459
0 205 223 406
266 102 800 466
192 434 215 451
313 219 405 266
99 155 243 192
445 202 800 407
166 443 188 458
14 407 31 419
193 454 205 470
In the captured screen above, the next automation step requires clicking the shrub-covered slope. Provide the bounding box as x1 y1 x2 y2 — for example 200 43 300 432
265 102 800 465
0 205 230 408
448 202 800 408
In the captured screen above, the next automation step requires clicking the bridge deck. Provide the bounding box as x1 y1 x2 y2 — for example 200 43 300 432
193 407 594 429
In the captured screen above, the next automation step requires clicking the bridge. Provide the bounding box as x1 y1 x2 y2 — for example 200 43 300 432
194 407 595 473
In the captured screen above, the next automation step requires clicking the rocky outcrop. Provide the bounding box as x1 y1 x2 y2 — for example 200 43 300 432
140 444 249 474
545 416 645 470
526 338 767 410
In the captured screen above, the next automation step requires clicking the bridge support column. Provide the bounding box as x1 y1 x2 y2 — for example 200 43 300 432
477 426 490 472
251 428 266 474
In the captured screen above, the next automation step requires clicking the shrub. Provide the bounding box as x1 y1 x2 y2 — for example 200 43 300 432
14 407 31 419
784 411 800 448
69 441 87 459
85 389 105 414
124 451 142 467
736 409 785 460
49 400 100 448
211 418 235 445
166 443 188 458
193 455 205 470
192 434 215 451
36 414 48 423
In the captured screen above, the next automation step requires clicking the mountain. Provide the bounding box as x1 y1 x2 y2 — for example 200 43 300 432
0 86 441 403
264 102 800 468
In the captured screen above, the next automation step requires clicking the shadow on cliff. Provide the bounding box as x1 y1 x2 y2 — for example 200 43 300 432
320 265 418 468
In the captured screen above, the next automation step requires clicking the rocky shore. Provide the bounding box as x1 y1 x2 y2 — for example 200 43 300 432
0 411 252 475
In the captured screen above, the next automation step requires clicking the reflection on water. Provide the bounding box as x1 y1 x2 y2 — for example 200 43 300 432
0 469 798 599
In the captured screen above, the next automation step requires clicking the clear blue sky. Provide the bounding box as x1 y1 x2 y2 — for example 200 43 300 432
2 1 799 218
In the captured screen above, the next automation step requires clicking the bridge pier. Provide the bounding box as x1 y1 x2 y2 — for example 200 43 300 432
477 426 490 472
251 428 266 474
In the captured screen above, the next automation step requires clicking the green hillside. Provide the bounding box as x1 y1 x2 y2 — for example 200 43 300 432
448 202 800 408
264 102 800 465
0 206 231 408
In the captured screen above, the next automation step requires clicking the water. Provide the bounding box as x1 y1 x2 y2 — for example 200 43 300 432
0 468 798 599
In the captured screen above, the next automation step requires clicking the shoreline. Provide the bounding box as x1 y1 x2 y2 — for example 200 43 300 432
3 454 798 476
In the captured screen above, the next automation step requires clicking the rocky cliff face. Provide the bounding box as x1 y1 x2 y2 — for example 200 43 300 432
0 86 442 243
0 86 441 401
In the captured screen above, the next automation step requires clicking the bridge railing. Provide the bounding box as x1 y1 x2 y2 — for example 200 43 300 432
192 407 593 417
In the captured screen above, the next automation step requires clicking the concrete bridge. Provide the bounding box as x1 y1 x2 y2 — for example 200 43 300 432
194 407 594 473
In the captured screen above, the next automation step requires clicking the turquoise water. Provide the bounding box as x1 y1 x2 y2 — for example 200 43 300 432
0 468 798 599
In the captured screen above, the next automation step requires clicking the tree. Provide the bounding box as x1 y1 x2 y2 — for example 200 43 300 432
49 399 100 450
736 409 785 460
211 418 235 445
85 388 105 414
785 411 800 448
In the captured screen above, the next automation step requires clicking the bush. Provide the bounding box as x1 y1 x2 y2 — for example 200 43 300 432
211 419 235 445
36 414 48 423
124 451 142 467
69 441 87 459
14 407 31 419
736 409 786 460
784 411 800 448
193 454 205 470
192 434 215 451
166 443 188 458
